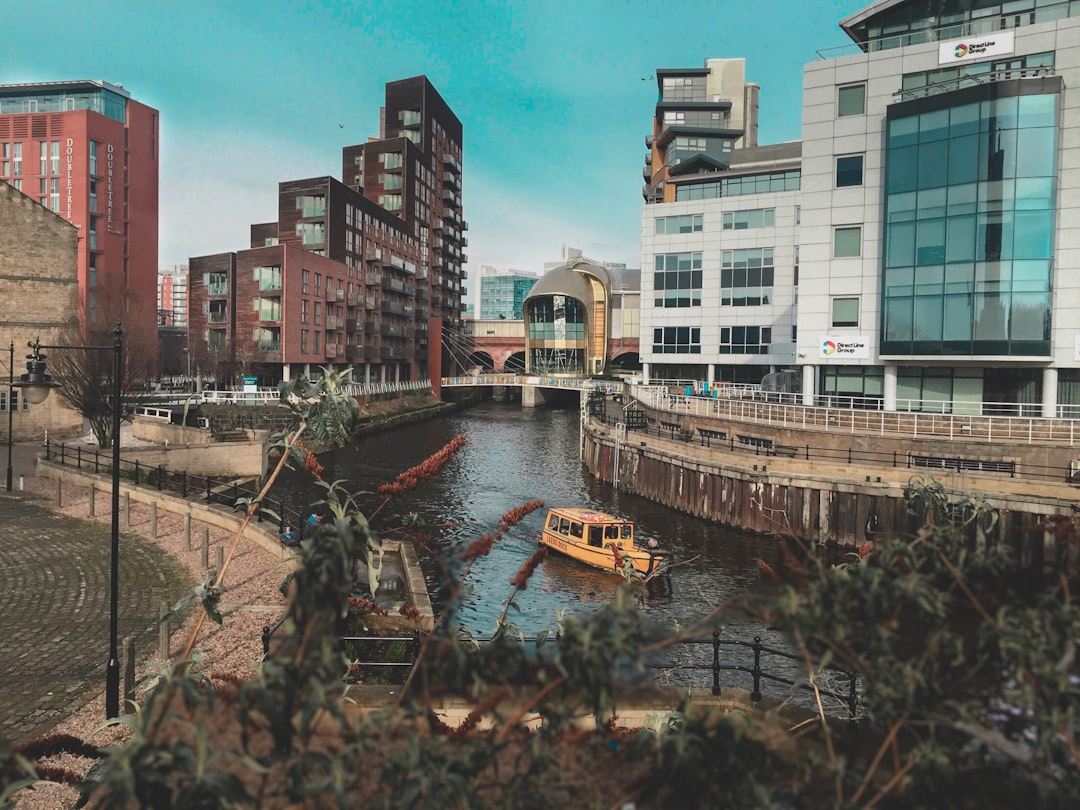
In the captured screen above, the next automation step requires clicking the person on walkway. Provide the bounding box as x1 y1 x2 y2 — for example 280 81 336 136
303 511 326 539
280 526 298 547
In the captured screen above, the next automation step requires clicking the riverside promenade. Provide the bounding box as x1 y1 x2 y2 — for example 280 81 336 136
0 443 192 743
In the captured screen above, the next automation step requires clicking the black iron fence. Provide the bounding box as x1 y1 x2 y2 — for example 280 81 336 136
44 439 306 534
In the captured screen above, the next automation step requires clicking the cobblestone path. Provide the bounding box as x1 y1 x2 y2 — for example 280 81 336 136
0 491 192 743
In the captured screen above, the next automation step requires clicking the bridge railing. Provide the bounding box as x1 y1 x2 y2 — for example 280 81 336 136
630 385 1080 447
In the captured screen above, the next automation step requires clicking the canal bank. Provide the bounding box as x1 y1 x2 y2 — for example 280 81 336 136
581 415 1076 565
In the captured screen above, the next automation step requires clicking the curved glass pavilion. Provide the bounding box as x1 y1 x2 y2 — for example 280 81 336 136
522 259 612 376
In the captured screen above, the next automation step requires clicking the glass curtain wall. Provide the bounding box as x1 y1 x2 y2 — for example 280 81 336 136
882 87 1058 357
526 295 587 374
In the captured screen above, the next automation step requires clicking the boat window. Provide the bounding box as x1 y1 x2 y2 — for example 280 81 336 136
589 526 603 547
570 522 583 538
548 514 559 530
621 525 633 540
605 525 619 539
559 518 570 534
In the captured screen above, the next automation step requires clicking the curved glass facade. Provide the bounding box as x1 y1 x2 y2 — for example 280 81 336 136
881 85 1059 356
526 294 587 374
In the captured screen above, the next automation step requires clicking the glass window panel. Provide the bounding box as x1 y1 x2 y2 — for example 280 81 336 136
1015 127 1056 177
914 295 944 340
888 116 919 149
1014 177 1053 210
918 139 948 188
885 297 914 341
1012 259 1050 291
1010 292 1048 341
836 155 864 187
1012 211 1054 259
948 134 979 185
919 109 950 142
989 96 1019 132
832 297 859 326
917 220 946 265
949 103 980 138
915 265 944 296
887 145 918 193
917 186 947 219
834 227 861 257
974 293 1009 340
886 222 916 267
947 183 978 216
943 295 973 341
885 267 914 296
1017 94 1056 128
838 84 866 116
887 191 917 222
946 216 976 263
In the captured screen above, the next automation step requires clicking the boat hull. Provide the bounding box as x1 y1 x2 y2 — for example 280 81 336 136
540 528 666 577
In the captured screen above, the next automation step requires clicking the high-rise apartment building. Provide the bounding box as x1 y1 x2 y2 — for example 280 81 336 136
640 1 1080 417
158 264 188 327
189 76 464 385
0 80 159 342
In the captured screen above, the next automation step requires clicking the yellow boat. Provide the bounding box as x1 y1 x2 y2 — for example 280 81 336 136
539 507 671 577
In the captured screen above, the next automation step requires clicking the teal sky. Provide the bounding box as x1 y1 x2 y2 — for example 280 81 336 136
4 0 860 294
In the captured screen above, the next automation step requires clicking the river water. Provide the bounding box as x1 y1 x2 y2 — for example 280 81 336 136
272 402 788 646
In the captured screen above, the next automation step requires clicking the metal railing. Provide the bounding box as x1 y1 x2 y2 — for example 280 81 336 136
631 385 1080 448
44 439 305 532
441 374 618 392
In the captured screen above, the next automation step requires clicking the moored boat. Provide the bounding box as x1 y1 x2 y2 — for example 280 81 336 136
539 507 671 577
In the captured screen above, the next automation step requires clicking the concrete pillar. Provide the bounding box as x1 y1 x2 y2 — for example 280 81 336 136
365 363 372 383
282 365 292 382
883 364 898 412
642 363 650 385
1042 367 1058 418
395 364 401 382
380 365 387 383
802 364 816 407
303 363 311 379
707 364 715 386
521 385 550 408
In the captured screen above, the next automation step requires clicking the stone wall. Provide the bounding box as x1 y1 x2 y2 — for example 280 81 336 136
0 184 83 440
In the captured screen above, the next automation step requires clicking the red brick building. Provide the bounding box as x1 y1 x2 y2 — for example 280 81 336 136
0 80 159 347
189 76 465 385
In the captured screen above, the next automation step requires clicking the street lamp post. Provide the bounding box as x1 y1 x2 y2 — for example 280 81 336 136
6 341 13 492
15 323 124 718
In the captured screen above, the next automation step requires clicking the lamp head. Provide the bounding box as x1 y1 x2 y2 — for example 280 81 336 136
13 340 59 405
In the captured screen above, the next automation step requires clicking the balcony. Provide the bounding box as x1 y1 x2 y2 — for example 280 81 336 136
645 135 653 149
325 315 342 331
442 153 461 173
325 343 341 359
365 248 382 263
461 236 468 247
461 220 468 231
257 340 281 353
326 287 345 301
381 299 406 317
365 271 382 287
443 172 459 189
382 276 406 292
442 189 456 203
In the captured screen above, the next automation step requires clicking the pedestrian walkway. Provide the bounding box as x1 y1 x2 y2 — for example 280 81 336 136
0 488 192 743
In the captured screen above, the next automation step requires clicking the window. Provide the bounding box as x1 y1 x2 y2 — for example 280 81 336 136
0 390 29 413
50 140 59 174
12 143 21 176
838 84 866 117
296 222 324 245
655 214 702 234
253 265 282 291
314 301 322 325
721 248 774 306
295 195 325 217
205 300 227 323
719 326 772 354
653 252 703 308
301 269 310 295
378 193 402 211
834 226 862 257
39 141 47 175
1 143 8 176
253 326 280 352
379 173 403 190
832 297 860 327
204 271 228 296
380 151 403 169
652 326 701 354
723 208 775 230
89 141 97 175
314 274 321 296
89 179 97 212
301 299 309 323
312 331 320 353
253 296 281 321
676 170 800 201
836 155 864 187
300 329 309 353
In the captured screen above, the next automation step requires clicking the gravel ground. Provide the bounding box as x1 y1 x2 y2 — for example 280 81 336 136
12 474 289 810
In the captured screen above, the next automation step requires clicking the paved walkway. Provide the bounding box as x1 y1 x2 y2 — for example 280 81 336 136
0 473 192 743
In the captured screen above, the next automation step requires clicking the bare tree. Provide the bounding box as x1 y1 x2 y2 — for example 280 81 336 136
45 284 158 447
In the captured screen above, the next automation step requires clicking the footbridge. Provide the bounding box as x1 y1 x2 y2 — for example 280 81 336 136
441 373 620 406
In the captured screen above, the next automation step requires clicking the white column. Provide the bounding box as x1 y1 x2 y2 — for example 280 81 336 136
303 363 311 379
281 365 291 383
380 364 387 383
1042 367 1058 418
802 364 816 406
883 364 897 412
707 364 715 385
642 362 650 385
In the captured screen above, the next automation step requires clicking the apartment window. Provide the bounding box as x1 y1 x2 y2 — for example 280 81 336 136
253 327 280 352
296 222 325 245
301 299 309 323
836 155 864 187
50 140 59 174
89 141 97 175
834 226 862 257
253 296 282 322
838 84 866 117
721 248 774 306
380 173 403 190
204 271 228 296
312 331 320 353
719 326 772 354
300 329 309 354
379 193 402 211
88 219 97 250
380 152 403 169
653 252 703 308
301 269 310 294
39 141 48 174
253 265 282 291
832 297 860 327
1 143 8 176
12 143 21 176
652 326 701 354
295 195 326 218
0 390 29 413
89 179 97 211
314 301 322 325
723 208 775 230
655 214 703 234
205 300 227 323
49 178 59 211
314 273 321 296
207 329 226 351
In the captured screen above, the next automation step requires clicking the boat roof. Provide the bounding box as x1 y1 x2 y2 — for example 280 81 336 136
548 507 629 523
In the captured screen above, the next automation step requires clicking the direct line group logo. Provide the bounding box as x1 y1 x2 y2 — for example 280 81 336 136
955 43 969 58
821 340 837 356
